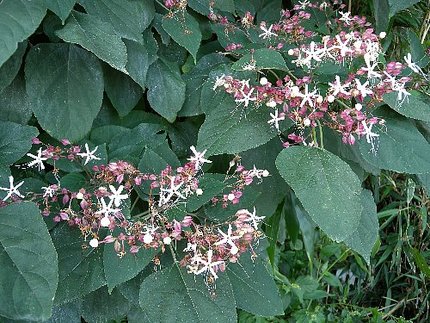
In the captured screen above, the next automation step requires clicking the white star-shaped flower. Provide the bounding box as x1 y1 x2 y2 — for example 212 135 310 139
339 11 353 25
297 84 318 108
362 55 382 79
214 224 241 255
26 148 48 171
77 143 101 166
243 207 266 230
195 249 224 280
404 53 426 78
303 41 323 62
267 109 285 131
212 74 226 90
41 185 56 198
235 88 257 107
188 146 212 170
159 176 186 206
96 198 119 218
0 176 24 201
330 35 351 57
354 79 373 98
298 0 310 9
328 75 351 96
108 185 128 207
259 24 277 39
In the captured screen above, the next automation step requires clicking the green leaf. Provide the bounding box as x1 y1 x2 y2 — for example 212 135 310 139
188 0 235 15
373 0 389 33
227 254 283 316
147 60 186 122
44 0 76 23
103 240 158 293
276 146 363 242
25 43 103 142
80 0 155 42
343 190 379 264
388 0 420 17
45 300 82 323
104 66 142 117
81 287 130 323
56 11 127 72
52 224 106 305
0 41 26 93
358 107 430 174
0 73 33 125
232 48 288 71
0 0 46 68
410 248 430 278
124 31 158 89
138 142 180 174
0 120 38 167
186 173 225 212
197 96 276 156
162 11 202 61
60 173 87 192
139 264 237 322
90 125 129 146
0 202 58 321
384 91 430 122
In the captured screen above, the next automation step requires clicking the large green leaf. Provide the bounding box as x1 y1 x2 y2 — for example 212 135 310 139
0 202 58 321
139 263 237 322
0 74 33 125
56 11 127 72
384 91 430 122
80 0 155 42
52 224 106 305
188 0 235 15
44 0 76 23
0 41 26 93
103 241 158 293
197 94 276 156
25 43 103 142
104 66 142 117
186 173 225 212
343 190 379 264
358 107 430 174
0 0 46 68
388 0 420 17
373 0 389 33
81 287 130 323
275 146 363 242
227 254 284 316
0 120 38 167
162 11 202 61
147 60 186 122
232 48 288 71
138 141 180 174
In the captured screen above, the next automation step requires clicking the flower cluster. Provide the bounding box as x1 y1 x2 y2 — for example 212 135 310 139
210 1 428 152
0 139 269 283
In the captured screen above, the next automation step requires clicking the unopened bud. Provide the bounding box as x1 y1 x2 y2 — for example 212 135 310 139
89 238 99 248
259 77 268 86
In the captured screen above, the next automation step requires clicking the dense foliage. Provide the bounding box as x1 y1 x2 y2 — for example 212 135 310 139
0 0 429 322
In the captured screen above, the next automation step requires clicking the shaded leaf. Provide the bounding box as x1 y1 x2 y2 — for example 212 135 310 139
0 41 27 93
44 0 76 23
384 91 430 122
232 48 288 71
25 43 103 142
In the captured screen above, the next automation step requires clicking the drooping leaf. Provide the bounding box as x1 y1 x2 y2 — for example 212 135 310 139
358 107 430 174
138 141 180 174
276 146 363 242
52 223 106 305
56 11 127 72
343 190 379 264
388 0 420 17
25 43 103 142
103 240 158 293
0 202 58 321
0 74 33 125
197 94 276 156
146 59 186 122
232 48 288 71
373 0 389 33
0 120 38 167
0 0 46 68
139 264 237 322
162 11 202 61
227 254 284 316
104 65 142 117
81 287 130 323
410 248 430 278
44 0 76 23
80 0 155 42
384 91 430 122
0 41 27 93
124 31 158 89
